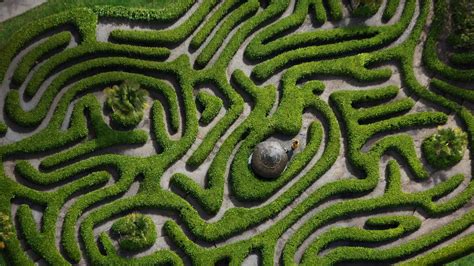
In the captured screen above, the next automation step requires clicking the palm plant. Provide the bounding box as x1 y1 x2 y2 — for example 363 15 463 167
104 80 148 128
111 213 156 252
422 127 468 170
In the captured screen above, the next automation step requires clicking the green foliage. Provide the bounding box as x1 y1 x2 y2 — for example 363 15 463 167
0 123 7 135
190 0 242 50
193 0 259 69
109 0 219 46
351 0 383 18
0 8 97 84
422 128 468 170
422 0 474 81
196 91 223 125
12 31 72 87
23 43 169 99
247 0 415 81
447 253 474 266
111 213 157 252
0 212 13 250
105 80 149 128
0 253 6 266
0 0 194 49
382 0 400 22
448 0 474 51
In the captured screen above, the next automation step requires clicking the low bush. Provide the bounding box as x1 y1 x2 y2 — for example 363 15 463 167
111 213 157 252
447 0 474 51
0 212 13 250
104 80 149 128
351 0 382 18
422 127 468 170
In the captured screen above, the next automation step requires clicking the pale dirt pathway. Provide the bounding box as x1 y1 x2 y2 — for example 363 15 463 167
0 0 46 23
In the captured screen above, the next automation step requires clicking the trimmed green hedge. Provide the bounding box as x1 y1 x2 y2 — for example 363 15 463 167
196 91 223 125
194 0 259 69
12 31 72 87
109 0 219 46
0 8 97 84
383 0 400 22
422 0 474 81
447 0 474 52
247 0 416 81
23 43 169 98
111 213 157 252
351 0 382 18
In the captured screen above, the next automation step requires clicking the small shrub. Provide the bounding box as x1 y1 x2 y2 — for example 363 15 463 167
448 0 474 51
104 80 148 128
0 212 13 250
351 0 382 18
422 128 468 170
111 213 157 252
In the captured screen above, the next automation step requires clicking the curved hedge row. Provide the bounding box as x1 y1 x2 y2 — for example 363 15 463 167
0 8 97 83
247 0 416 80
12 31 72 87
109 0 219 46
196 91 223 125
422 0 474 82
383 0 401 22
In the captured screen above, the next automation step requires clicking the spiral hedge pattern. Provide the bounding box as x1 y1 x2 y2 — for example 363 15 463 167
0 0 473 265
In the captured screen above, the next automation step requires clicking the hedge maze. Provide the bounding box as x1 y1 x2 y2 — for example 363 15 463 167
0 0 473 265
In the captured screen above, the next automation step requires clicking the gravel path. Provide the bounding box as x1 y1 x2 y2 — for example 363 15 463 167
0 0 46 22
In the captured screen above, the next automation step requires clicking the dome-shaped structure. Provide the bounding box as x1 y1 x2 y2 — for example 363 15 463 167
251 141 288 179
